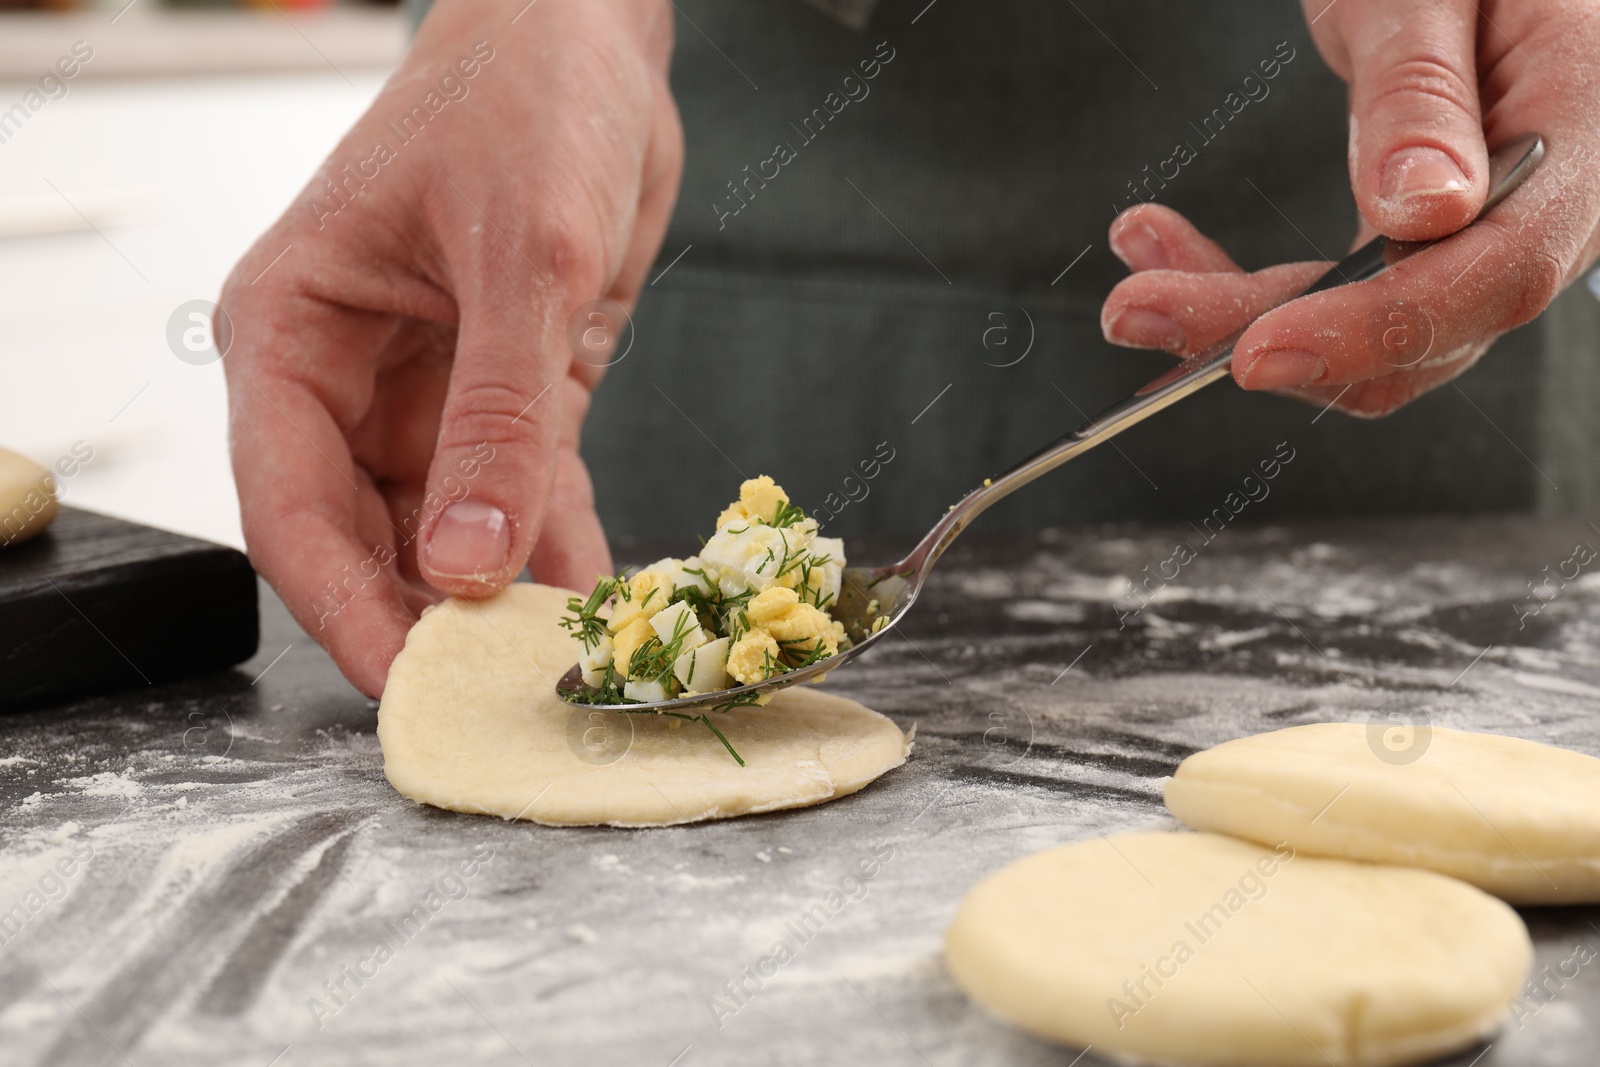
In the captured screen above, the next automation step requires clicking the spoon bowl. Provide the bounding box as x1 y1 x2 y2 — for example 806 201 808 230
555 561 921 714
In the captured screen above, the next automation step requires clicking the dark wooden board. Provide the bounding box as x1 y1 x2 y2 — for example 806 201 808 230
0 506 258 713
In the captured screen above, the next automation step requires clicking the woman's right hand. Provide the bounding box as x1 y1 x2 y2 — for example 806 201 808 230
218 0 684 696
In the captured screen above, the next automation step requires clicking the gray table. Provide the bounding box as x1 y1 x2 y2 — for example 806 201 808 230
4 516 1599 1067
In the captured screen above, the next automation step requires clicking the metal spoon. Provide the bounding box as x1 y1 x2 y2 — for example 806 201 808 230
558 133 1544 715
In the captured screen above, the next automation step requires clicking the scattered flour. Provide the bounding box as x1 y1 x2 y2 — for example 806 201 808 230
1511 672 1600 700
1200 626 1273 651
61 771 141 799
663 871 743 892
1004 600 1088 624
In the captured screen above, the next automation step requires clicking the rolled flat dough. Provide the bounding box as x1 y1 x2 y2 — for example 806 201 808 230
0 447 58 548
1164 723 1600 904
945 831 1529 1067
378 583 910 827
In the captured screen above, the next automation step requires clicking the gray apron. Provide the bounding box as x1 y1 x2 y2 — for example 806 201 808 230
421 0 1600 541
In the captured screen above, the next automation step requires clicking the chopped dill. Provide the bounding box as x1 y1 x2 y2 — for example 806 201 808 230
558 662 625 705
769 499 810 528
557 684 747 766
777 637 833 671
672 572 753 639
558 574 624 651
714 690 764 713
616 708 744 766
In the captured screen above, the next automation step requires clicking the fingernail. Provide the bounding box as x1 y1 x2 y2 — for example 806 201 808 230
1242 349 1327 390
426 500 509 579
1379 146 1467 202
1109 307 1186 350
1112 223 1170 270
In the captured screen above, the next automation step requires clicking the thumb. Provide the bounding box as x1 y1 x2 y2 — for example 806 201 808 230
418 235 601 597
1344 0 1488 241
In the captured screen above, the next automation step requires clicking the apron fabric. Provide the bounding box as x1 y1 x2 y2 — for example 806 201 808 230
416 0 1600 542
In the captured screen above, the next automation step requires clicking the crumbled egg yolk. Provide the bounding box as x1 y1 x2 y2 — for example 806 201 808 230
717 474 789 529
747 586 842 656
726 629 780 685
610 617 656 676
564 476 850 700
607 569 673 633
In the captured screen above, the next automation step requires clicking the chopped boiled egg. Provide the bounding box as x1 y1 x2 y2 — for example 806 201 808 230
611 617 655 677
624 677 670 703
674 636 730 694
579 633 614 688
764 603 843 657
650 600 709 652
726 629 780 685
561 475 864 708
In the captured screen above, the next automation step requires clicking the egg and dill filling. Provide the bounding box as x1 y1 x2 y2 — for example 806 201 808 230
559 477 852 716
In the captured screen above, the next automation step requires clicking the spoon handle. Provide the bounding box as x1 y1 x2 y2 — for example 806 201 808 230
901 133 1545 577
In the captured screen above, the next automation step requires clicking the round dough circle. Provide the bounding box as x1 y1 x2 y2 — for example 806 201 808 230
1164 723 1600 904
0 447 58 547
945 832 1529 1067
378 583 910 826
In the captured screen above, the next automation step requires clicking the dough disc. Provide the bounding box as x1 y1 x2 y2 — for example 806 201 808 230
945 832 1529 1067
1164 723 1600 904
378 583 910 827
0 447 58 547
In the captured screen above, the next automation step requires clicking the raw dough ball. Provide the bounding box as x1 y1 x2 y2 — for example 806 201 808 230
945 831 1529 1067
378 583 910 827
0 447 58 548
1164 723 1600 904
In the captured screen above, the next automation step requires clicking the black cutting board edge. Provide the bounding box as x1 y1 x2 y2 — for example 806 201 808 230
0 507 259 714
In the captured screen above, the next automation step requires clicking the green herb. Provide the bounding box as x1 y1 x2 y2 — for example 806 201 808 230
713 690 764 712
559 574 625 652
614 708 744 766
559 676 746 766
627 635 663 679
772 539 808 582
652 610 700 686
774 639 838 671
790 551 836 608
770 499 810 528
672 572 753 642
557 662 625 705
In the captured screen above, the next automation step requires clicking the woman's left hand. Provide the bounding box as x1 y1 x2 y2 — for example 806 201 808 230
1100 0 1600 417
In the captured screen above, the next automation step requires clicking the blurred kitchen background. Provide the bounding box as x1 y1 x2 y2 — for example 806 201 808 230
0 0 404 549
10 0 1600 555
